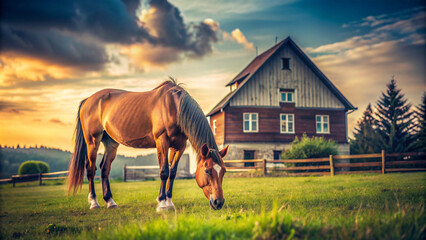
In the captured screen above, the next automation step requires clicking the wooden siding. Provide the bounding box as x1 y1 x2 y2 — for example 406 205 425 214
224 105 347 144
229 44 345 109
209 111 225 145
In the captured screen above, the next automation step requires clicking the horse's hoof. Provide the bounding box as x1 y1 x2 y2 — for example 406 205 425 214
108 204 118 209
106 199 118 209
156 200 169 212
88 194 100 210
166 197 175 210
90 204 100 210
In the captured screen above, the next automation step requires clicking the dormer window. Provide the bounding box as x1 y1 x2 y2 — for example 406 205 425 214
280 90 294 103
230 83 238 92
281 58 290 70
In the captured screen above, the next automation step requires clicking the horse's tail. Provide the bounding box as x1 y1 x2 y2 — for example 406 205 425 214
67 99 88 195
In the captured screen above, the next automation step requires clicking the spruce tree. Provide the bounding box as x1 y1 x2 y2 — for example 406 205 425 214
350 104 382 154
414 92 426 152
375 78 415 153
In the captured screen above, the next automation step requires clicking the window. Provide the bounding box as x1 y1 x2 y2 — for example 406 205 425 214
244 150 255 167
273 151 282 160
280 90 294 103
281 58 290 70
213 120 217 135
243 113 258 132
230 83 238 92
280 114 295 133
316 115 330 134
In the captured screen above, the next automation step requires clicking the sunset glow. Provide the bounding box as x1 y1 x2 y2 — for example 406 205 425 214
1 0 425 157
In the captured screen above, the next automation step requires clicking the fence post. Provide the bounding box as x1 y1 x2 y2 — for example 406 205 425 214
39 173 42 185
381 150 386 174
263 159 267 176
12 178 15 188
329 155 334 176
123 164 127 182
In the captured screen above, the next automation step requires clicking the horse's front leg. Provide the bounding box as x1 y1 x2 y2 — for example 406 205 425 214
155 134 170 212
165 147 185 210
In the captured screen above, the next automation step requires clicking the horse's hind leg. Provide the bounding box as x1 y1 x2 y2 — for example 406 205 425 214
100 133 119 209
86 136 102 210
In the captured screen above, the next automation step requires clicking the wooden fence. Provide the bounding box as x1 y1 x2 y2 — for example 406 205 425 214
1 151 424 185
2 170 103 187
224 151 426 176
4 170 69 187
123 164 193 182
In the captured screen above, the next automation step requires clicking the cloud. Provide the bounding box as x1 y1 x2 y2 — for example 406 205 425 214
120 42 182 71
0 99 35 114
223 28 254 50
49 118 69 126
138 1 220 58
0 54 87 86
306 7 426 137
342 6 425 29
1 26 109 71
375 11 425 34
0 0 222 76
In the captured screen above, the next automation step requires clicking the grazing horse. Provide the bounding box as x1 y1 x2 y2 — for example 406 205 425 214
67 80 228 211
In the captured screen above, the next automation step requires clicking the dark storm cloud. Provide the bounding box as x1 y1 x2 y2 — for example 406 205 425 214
147 0 219 57
1 0 149 44
0 0 220 71
1 25 108 69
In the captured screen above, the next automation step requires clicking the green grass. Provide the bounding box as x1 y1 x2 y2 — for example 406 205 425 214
0 173 425 239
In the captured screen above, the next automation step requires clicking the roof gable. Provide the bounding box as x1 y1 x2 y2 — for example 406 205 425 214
207 37 356 116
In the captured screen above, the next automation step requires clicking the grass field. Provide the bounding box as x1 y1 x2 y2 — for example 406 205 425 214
0 173 425 239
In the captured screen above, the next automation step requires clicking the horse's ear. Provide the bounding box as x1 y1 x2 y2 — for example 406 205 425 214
219 145 229 158
201 143 209 158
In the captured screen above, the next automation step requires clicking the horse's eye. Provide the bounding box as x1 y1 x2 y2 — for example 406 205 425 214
205 170 211 175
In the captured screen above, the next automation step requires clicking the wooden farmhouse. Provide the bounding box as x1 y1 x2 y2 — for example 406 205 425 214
207 37 356 161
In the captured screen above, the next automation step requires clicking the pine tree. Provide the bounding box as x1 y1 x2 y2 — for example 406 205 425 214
414 92 426 152
375 78 415 153
350 104 382 154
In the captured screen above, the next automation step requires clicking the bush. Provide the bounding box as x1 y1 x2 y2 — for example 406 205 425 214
18 161 50 175
282 133 338 159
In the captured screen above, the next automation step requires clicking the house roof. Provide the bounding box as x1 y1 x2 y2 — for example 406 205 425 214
206 37 356 116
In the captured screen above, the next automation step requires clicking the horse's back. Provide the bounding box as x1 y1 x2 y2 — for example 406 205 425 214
81 84 180 148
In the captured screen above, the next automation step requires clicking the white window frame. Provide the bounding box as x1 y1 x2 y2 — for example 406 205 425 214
213 120 217 135
316 115 330 134
243 113 259 133
280 90 295 103
280 113 295 134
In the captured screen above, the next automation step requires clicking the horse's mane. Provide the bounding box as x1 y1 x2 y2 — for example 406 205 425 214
159 78 219 163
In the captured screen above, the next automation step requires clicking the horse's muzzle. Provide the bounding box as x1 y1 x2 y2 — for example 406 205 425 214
209 196 225 210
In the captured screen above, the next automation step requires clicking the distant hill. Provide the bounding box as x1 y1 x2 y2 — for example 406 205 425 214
0 146 171 179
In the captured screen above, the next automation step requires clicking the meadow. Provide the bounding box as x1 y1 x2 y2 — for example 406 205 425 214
0 173 425 239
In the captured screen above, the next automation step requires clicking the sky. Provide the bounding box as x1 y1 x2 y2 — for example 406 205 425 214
1 0 425 157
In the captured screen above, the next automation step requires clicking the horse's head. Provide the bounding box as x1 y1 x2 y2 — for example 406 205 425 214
196 143 229 210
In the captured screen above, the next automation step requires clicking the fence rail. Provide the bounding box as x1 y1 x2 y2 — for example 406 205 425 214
2 152 425 185
2 170 103 187
122 164 193 182
223 151 426 176
7 171 70 187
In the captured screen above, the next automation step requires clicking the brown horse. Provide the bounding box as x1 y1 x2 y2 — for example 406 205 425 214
68 79 229 211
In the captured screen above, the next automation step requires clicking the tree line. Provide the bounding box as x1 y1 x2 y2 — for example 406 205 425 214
350 78 425 154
